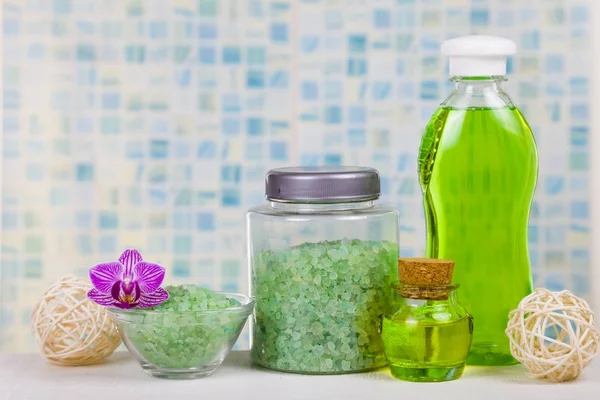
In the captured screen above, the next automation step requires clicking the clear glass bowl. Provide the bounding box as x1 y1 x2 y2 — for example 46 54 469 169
109 293 254 379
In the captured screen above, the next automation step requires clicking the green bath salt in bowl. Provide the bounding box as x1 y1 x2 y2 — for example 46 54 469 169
109 285 254 379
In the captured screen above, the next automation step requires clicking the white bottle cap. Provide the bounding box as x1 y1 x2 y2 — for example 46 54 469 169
441 35 516 77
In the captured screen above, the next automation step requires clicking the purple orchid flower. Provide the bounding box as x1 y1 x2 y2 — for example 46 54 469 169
87 249 169 309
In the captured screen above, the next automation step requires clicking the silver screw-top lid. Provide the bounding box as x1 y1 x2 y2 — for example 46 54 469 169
265 166 381 203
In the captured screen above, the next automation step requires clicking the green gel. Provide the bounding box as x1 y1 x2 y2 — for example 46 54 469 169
419 106 537 365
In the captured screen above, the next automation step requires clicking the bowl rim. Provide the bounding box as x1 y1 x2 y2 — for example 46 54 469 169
107 291 255 316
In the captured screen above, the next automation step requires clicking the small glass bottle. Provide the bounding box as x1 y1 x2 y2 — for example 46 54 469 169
382 258 473 382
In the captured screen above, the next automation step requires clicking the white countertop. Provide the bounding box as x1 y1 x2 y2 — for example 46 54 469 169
0 351 598 400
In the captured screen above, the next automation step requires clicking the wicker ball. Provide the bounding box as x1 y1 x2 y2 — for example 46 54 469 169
31 275 121 366
506 288 600 382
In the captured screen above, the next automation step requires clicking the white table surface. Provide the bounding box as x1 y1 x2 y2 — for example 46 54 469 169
0 351 598 400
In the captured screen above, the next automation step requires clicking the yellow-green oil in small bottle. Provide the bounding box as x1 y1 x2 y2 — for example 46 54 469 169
382 314 473 382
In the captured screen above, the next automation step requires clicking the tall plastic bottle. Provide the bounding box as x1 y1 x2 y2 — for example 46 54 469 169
418 36 538 366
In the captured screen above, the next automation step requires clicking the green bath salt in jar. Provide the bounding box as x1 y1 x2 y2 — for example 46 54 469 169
247 167 399 374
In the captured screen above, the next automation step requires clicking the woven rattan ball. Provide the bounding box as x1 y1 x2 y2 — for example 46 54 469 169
31 275 121 366
506 288 600 382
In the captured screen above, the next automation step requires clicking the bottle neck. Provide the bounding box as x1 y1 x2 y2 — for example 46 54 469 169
443 76 513 109
453 76 504 92
396 291 460 310
395 283 459 302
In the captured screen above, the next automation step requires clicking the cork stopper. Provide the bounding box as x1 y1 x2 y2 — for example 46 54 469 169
397 258 455 300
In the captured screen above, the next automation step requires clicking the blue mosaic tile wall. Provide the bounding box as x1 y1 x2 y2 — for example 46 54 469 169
1 0 593 352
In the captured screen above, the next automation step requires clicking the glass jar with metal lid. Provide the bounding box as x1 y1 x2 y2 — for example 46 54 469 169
247 166 399 374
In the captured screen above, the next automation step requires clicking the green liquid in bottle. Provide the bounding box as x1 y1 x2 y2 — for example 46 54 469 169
383 315 473 382
419 106 538 366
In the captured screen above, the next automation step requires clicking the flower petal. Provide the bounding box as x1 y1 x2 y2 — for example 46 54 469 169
89 262 124 294
87 288 120 307
133 262 166 293
137 288 169 308
119 249 143 277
